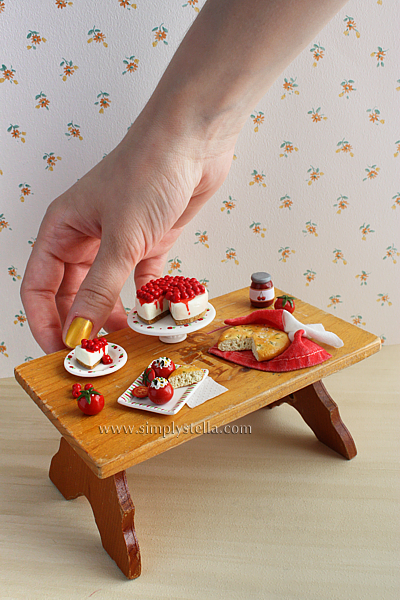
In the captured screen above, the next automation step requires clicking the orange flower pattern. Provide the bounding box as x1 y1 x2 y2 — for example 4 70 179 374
249 170 266 187
251 111 264 132
95 91 111 113
307 165 324 185
370 47 387 67
363 165 380 181
8 266 22 281
339 79 356 99
391 193 400 210
281 77 299 99
182 1 200 13
221 196 236 214
14 310 27 326
0 213 12 232
367 107 384 125
250 222 266 237
26 30 47 50
122 55 139 75
8 124 26 143
168 256 182 274
303 221 318 237
60 58 78 81
383 245 399 263
336 138 354 157
0 64 18 84
195 231 209 248
308 107 327 122
279 194 293 210
327 295 342 309
355 271 370 286
222 248 239 265
35 91 50 110
152 24 168 47
88 26 108 47
278 247 295 263
43 153 62 171
334 194 349 214
304 270 316 286
332 249 347 265
343 16 360 38
359 223 375 240
279 140 298 158
19 183 33 202
310 43 325 67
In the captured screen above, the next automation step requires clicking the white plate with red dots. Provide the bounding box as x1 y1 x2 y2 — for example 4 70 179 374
64 343 128 377
127 303 216 343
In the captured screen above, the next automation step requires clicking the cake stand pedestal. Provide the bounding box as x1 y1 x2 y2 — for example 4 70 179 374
127 303 216 344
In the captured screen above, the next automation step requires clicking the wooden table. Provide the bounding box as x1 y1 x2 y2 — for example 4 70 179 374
14 288 381 579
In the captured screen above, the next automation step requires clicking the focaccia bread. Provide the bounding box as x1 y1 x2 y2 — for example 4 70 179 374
168 364 205 388
218 324 290 362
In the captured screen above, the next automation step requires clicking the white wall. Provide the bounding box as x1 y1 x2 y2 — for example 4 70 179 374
0 0 399 376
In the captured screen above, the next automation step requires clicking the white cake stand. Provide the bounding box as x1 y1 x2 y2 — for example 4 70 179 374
127 303 216 343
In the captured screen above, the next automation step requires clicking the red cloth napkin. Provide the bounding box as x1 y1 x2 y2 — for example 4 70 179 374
208 310 332 372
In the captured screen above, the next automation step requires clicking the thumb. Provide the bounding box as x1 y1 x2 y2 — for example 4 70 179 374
63 240 133 348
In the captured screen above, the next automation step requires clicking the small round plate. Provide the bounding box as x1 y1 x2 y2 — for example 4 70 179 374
64 343 128 377
127 303 216 343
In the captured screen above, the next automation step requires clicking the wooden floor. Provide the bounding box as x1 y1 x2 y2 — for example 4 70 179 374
1 345 399 600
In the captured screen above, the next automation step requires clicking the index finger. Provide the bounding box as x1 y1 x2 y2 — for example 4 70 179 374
21 238 66 354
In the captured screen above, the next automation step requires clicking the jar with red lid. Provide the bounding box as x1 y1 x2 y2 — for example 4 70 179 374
249 272 275 308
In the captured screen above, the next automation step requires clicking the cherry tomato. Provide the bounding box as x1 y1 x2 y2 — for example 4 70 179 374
102 354 113 365
148 377 174 405
77 390 104 415
274 295 295 313
72 383 82 399
132 386 149 398
84 383 94 390
142 366 155 386
151 357 175 379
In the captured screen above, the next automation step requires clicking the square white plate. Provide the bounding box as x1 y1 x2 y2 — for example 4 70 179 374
117 366 209 415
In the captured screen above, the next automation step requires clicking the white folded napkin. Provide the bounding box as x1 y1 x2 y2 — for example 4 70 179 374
186 376 228 408
282 311 344 348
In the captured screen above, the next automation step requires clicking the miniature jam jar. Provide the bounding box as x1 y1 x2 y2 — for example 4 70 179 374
249 272 275 308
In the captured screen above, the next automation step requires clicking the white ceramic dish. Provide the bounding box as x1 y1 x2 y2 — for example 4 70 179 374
127 303 216 343
64 343 127 377
117 365 209 415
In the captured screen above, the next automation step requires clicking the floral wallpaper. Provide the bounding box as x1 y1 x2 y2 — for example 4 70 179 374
0 0 399 376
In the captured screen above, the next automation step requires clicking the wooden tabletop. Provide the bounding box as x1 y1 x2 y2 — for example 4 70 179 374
14 287 381 479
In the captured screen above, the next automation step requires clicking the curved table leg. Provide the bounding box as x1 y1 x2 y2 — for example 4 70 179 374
270 380 357 460
49 437 141 579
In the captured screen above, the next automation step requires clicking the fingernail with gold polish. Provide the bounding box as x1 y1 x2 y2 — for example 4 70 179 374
65 317 93 348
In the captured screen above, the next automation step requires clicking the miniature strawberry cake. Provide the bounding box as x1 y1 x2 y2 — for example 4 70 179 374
136 276 208 325
74 337 112 368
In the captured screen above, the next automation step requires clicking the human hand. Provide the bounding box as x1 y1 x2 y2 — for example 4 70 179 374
21 104 237 353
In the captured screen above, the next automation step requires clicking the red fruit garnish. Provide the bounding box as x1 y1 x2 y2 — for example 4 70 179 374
84 383 94 390
72 382 82 398
102 354 113 365
132 386 149 398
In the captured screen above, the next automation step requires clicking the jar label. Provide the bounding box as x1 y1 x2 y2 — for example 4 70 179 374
249 286 275 302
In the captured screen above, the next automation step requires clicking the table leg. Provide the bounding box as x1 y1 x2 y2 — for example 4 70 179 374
49 437 141 579
270 380 357 460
